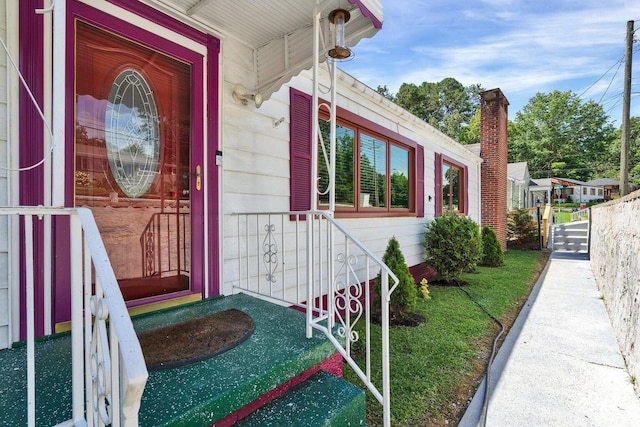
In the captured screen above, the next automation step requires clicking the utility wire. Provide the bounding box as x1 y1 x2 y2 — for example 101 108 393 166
577 56 624 100
597 60 624 104
0 35 55 172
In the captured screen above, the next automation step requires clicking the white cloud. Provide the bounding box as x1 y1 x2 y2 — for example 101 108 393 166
341 0 640 120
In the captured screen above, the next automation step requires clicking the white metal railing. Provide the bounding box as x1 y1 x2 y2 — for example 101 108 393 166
570 207 590 222
231 210 398 427
1 207 147 427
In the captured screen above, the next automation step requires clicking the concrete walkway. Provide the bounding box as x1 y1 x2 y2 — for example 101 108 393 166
460 252 640 427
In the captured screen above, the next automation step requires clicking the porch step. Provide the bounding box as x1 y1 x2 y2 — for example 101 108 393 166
235 370 367 427
0 293 340 426
553 221 589 253
134 293 340 426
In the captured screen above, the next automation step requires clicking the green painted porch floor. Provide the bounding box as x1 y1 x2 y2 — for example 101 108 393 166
0 293 338 426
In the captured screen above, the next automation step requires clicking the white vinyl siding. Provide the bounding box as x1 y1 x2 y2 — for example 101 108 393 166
219 37 481 295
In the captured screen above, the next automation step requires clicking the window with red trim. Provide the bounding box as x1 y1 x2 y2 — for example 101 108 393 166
435 153 468 215
442 161 463 212
290 88 424 217
318 119 412 212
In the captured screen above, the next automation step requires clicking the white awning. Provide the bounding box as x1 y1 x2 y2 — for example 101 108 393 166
156 0 383 101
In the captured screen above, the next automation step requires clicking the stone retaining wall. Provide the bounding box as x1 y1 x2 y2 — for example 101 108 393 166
590 189 640 396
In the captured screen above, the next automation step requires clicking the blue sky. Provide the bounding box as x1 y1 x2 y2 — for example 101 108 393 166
341 0 640 126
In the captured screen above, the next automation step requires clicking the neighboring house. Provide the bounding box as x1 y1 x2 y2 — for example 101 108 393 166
0 1 498 425
530 177 605 205
507 161 531 211
585 177 620 200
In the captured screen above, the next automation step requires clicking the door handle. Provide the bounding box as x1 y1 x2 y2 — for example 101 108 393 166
195 165 202 191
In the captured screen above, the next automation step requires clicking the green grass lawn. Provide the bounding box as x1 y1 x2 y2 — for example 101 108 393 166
553 211 571 223
343 249 549 426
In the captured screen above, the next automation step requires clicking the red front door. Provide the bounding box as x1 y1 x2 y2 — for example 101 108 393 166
71 19 204 314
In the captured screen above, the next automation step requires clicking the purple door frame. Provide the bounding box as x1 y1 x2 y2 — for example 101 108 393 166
18 0 221 336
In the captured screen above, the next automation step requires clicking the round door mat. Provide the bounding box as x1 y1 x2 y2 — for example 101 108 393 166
138 309 255 371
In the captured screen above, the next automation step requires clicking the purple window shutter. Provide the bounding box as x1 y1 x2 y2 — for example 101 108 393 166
289 89 312 213
434 153 443 216
416 145 425 217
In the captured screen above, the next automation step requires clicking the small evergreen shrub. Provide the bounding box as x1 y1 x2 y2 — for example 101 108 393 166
507 209 537 246
423 213 481 283
375 236 417 319
481 225 504 267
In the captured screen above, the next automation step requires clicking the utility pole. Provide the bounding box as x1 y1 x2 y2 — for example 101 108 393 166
620 20 634 196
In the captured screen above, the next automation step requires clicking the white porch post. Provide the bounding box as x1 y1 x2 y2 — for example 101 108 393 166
309 0 338 337
327 22 337 332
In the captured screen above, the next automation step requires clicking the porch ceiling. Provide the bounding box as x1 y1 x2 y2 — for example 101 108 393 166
153 0 383 101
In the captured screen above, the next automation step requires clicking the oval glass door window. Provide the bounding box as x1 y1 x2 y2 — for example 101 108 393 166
105 69 160 198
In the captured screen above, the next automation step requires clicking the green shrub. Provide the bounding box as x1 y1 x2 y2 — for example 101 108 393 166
507 209 537 246
586 199 605 207
423 213 481 283
481 225 504 267
555 202 580 208
375 236 417 319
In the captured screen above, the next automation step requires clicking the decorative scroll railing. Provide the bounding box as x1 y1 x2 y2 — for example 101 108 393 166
231 210 399 427
0 207 147 427
140 212 190 278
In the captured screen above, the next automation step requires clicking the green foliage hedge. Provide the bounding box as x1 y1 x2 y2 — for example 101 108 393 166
507 209 537 246
423 213 481 282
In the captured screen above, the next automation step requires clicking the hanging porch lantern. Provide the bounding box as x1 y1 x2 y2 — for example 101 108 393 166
328 8 352 59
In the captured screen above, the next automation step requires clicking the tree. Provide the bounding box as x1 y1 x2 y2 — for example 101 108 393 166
394 78 484 140
376 85 395 101
481 226 504 267
507 209 538 248
509 90 617 181
628 117 640 186
458 110 481 145
604 116 640 186
375 236 417 320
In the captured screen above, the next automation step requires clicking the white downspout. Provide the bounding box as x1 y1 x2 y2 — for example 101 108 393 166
51 0 65 206
37 0 54 335
48 0 66 336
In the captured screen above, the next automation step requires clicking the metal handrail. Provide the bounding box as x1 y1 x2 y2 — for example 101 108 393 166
231 210 398 426
570 207 590 222
0 207 147 426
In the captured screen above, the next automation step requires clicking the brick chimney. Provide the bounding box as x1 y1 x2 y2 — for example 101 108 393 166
480 88 509 250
